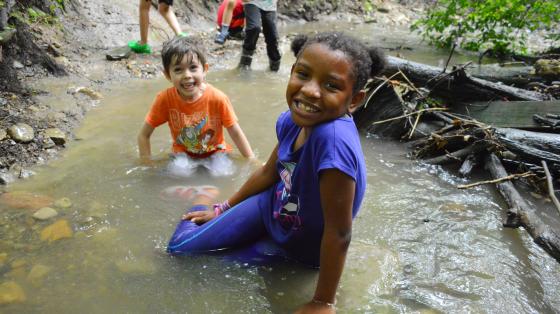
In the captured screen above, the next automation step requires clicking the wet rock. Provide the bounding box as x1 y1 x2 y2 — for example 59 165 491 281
0 128 6 140
12 60 24 69
0 191 53 209
44 128 66 145
0 29 17 44
32 207 59 220
27 264 51 286
377 6 390 13
534 59 560 78
0 172 15 185
7 123 34 143
0 281 26 305
40 219 73 242
47 112 67 123
41 137 56 149
53 197 72 209
74 87 103 100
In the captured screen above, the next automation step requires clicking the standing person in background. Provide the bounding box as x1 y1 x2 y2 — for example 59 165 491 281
128 0 187 54
215 0 245 45
238 0 281 71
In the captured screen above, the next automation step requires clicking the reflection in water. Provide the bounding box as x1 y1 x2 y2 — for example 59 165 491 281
1 23 559 313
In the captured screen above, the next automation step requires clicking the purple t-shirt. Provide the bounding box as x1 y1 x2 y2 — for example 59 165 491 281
261 111 366 266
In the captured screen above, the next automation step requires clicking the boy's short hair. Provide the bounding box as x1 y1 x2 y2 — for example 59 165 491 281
161 36 207 76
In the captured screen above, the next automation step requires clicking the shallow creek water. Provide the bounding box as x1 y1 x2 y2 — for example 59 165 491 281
1 23 560 313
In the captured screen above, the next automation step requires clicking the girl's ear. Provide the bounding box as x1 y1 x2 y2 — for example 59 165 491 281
203 63 209 74
348 90 366 113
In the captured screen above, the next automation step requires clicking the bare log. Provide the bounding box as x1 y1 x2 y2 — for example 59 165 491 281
494 128 560 155
384 56 550 102
421 142 489 165
541 161 560 215
354 83 408 139
484 153 560 262
466 64 544 87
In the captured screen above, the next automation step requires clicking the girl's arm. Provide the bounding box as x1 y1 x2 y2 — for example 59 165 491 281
137 123 155 162
297 169 355 314
226 123 255 158
185 144 280 224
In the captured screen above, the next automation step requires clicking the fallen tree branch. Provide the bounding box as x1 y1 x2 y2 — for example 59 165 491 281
485 153 560 263
457 171 534 189
541 161 560 215
370 108 447 125
421 141 489 165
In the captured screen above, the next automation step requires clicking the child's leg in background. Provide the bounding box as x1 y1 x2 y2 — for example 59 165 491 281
167 193 268 254
239 3 262 68
204 152 235 177
215 0 236 44
139 0 152 45
261 9 281 71
167 153 199 177
157 0 183 35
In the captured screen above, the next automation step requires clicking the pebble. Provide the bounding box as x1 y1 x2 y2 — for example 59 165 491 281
0 281 26 304
32 207 59 220
7 123 34 143
44 128 66 145
53 197 72 209
40 219 73 242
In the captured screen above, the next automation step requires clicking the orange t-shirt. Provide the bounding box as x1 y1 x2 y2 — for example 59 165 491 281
145 84 238 157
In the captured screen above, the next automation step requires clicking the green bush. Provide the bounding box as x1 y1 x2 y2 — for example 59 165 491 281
412 0 560 57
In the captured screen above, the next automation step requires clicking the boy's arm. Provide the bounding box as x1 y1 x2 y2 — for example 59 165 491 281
226 122 255 158
137 122 155 161
296 169 355 314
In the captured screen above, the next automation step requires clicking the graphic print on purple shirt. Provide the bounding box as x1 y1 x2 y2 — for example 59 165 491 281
274 160 301 230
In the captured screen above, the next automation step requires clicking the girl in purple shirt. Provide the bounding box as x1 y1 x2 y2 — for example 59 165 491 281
170 31 386 313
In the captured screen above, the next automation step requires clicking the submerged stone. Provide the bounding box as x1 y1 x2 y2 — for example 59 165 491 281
53 197 72 209
40 219 73 242
0 281 26 304
32 207 58 220
27 264 51 286
0 191 53 209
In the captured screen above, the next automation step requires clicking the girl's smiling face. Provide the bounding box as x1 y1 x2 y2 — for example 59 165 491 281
165 52 208 102
286 43 365 129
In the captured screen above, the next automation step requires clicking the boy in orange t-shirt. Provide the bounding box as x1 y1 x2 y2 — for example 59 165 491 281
138 36 254 177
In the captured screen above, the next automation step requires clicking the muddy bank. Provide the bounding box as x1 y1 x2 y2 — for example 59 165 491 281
0 0 425 186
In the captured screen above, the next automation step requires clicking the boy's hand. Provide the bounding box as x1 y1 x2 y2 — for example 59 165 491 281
182 210 216 225
294 301 335 314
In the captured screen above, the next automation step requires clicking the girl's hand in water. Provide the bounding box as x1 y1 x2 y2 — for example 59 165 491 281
182 210 216 225
294 301 335 314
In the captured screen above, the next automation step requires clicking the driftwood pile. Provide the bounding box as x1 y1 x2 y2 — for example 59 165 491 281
354 56 560 263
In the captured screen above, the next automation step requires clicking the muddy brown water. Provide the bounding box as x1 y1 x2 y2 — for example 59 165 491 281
1 22 559 313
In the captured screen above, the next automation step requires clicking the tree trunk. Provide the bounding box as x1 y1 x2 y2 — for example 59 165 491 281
383 56 550 103
484 153 560 263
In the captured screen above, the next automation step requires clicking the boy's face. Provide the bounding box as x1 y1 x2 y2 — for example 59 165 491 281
286 43 365 129
165 53 208 102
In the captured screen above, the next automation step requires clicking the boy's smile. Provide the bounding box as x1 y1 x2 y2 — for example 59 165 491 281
286 43 365 130
166 53 209 102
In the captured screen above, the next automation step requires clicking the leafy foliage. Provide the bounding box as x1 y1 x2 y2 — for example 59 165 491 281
412 0 560 56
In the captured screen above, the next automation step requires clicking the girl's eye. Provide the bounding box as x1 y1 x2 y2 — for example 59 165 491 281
325 82 340 91
295 70 308 79
190 65 199 71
